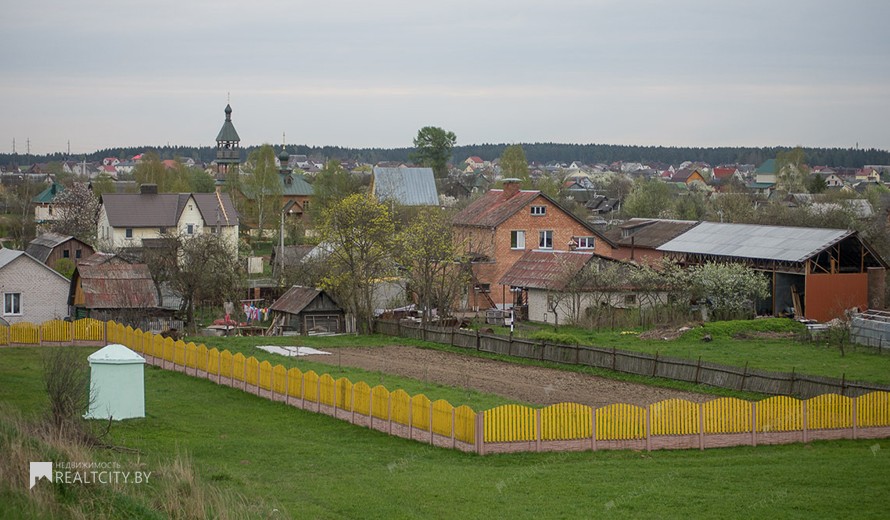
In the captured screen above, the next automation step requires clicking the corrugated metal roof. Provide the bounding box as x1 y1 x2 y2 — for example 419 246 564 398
25 233 75 263
270 286 341 315
0 249 25 270
657 222 852 262
499 250 596 290
452 189 541 228
102 192 237 228
32 182 64 204
372 167 439 206
77 263 159 309
602 219 699 249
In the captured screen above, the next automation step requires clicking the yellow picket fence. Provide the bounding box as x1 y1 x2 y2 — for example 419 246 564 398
14 319 889 453
0 318 106 345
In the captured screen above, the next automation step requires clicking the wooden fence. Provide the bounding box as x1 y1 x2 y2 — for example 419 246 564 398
374 320 890 398
5 319 890 454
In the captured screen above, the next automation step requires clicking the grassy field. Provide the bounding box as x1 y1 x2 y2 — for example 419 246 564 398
469 318 890 386
3 346 890 519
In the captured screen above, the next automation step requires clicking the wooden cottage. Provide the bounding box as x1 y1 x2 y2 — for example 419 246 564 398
25 232 95 270
269 286 346 335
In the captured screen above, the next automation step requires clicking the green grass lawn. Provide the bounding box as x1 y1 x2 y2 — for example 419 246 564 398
469 318 890 386
3 346 890 519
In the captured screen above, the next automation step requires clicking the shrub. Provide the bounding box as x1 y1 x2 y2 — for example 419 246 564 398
528 331 582 345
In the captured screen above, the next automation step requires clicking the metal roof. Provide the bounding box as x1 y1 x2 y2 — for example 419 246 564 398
656 222 853 263
0 248 24 270
76 263 159 309
216 104 241 142
101 192 237 228
25 233 76 263
372 167 439 206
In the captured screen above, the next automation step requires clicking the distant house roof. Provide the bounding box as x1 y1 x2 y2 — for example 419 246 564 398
755 159 777 175
32 182 64 204
74 262 159 309
25 232 87 264
101 192 237 228
270 286 341 315
603 219 700 249
279 173 314 197
78 252 120 267
372 167 439 206
657 222 854 263
712 167 738 180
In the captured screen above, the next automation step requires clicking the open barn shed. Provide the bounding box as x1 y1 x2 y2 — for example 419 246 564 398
657 222 887 322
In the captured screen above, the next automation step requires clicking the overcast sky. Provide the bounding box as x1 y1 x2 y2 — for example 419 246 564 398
3 0 889 155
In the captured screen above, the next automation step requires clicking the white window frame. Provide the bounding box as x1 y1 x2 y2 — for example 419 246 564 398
530 205 546 216
511 230 526 250
3 292 22 316
576 236 595 249
539 230 553 249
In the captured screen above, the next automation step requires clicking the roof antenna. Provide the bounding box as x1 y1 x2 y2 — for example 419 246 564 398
227 91 230 104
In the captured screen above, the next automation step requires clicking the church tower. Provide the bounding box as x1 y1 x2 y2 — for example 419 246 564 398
215 103 241 185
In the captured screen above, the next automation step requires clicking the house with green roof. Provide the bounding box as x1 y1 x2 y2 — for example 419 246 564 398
32 182 65 224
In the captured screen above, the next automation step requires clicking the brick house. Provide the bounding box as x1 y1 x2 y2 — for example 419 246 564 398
0 249 70 323
452 179 617 309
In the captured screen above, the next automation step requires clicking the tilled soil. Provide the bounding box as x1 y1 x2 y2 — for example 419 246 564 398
302 346 712 407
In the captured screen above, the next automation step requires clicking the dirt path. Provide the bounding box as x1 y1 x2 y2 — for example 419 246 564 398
302 346 712 407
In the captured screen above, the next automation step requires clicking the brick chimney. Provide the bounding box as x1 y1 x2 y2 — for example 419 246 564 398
140 183 158 195
502 178 521 199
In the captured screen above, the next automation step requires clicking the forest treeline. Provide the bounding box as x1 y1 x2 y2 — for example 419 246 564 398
3 142 889 168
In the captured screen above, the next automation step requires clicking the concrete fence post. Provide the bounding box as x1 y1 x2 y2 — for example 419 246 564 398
475 412 485 455
645 405 651 452
853 396 859 440
751 402 757 447
591 410 597 452
699 403 705 451
802 400 808 443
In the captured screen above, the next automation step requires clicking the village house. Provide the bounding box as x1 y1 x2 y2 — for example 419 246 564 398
499 250 646 325
97 184 238 253
31 182 65 224
452 179 617 310
0 249 70 324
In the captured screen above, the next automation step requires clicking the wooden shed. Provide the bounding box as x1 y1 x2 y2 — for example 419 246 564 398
269 286 346 335
25 232 95 270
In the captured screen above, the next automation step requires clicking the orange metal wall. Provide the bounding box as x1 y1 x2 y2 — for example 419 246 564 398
805 273 868 322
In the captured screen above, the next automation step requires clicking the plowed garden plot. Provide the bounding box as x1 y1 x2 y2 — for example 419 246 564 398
301 346 711 407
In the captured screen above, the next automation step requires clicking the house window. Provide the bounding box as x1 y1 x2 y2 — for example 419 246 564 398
3 293 21 316
75 249 82 259
530 205 546 216
125 228 133 239
511 230 526 250
624 294 637 305
63 249 70 258
475 283 491 293
576 236 595 249
186 224 195 235
159 227 167 234
539 230 553 249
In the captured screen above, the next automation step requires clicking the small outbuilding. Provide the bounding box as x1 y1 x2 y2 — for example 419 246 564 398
269 286 347 335
85 344 145 421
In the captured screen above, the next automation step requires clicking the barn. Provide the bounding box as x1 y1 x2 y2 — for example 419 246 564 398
269 286 347 335
657 222 887 322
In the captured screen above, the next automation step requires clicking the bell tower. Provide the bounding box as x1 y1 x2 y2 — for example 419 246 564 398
215 102 241 186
